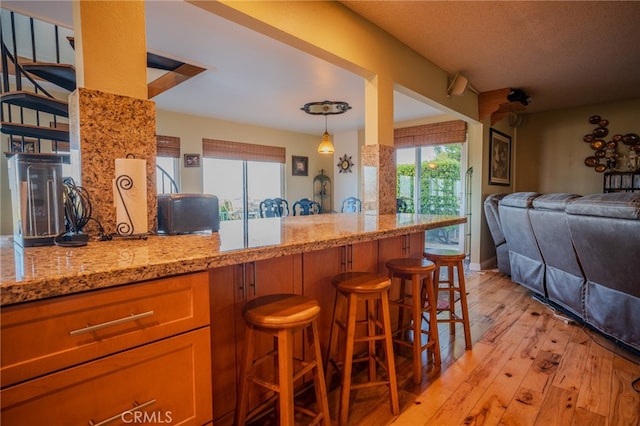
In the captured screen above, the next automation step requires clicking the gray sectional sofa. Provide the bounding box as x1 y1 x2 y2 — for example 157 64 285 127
484 191 640 352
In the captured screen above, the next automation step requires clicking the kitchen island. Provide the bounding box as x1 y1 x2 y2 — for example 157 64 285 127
1 213 465 425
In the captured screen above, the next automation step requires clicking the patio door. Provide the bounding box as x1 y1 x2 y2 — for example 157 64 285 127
396 143 466 250
203 158 283 221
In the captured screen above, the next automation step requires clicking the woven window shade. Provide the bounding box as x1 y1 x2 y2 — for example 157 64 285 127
394 120 467 148
202 138 286 163
156 135 181 158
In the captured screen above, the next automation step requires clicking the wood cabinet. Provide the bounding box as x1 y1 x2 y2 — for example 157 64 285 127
209 255 302 424
378 232 425 275
302 240 378 357
1 272 212 425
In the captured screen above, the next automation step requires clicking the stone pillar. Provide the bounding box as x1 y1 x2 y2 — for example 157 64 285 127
69 1 156 235
361 74 396 214
69 89 156 235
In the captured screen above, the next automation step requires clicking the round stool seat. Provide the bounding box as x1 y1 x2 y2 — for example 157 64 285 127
424 248 466 261
243 294 320 329
331 271 391 293
423 247 473 351
386 257 435 274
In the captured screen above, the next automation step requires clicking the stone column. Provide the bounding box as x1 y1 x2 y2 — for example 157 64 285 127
69 1 156 235
361 74 396 214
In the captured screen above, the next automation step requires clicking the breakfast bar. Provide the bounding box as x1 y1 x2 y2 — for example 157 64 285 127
0 213 465 425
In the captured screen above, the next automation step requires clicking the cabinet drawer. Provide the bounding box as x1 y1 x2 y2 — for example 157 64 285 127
1 327 212 425
1 271 210 387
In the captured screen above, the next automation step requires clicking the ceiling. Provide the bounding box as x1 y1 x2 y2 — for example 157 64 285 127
3 1 640 136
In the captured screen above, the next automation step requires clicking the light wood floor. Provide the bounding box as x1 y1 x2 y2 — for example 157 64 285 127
338 270 640 426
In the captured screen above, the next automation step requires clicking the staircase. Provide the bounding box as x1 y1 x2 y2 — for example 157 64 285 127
1 8 181 192
1 10 75 150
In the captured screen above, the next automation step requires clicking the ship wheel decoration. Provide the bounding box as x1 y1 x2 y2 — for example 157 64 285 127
337 154 354 173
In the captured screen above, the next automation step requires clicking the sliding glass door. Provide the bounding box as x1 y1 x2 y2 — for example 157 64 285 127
397 143 465 250
203 158 283 221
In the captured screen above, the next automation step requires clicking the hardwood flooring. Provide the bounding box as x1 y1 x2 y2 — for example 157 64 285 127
334 271 640 426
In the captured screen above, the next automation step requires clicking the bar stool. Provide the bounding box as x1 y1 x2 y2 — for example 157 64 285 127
325 272 399 426
424 248 472 350
235 294 331 426
385 257 440 384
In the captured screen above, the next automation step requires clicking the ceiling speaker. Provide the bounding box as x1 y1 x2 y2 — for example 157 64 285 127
447 74 469 97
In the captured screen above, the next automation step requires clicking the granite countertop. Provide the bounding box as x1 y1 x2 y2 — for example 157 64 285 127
0 213 465 306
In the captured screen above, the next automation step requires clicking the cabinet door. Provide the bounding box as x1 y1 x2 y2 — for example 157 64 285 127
302 241 378 360
238 255 303 417
378 232 424 274
209 265 241 423
302 245 344 356
2 328 212 426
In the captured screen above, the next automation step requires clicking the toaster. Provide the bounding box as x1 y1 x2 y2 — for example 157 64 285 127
157 193 220 235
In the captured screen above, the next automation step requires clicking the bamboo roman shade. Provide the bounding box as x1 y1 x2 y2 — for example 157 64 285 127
156 135 181 158
394 120 466 148
202 138 286 163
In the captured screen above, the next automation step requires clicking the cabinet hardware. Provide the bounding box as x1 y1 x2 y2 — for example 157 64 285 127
347 244 353 269
250 261 257 295
89 399 156 426
240 263 247 299
69 311 154 336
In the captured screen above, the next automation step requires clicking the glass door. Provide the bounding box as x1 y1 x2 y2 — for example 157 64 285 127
396 143 464 250
203 158 283 221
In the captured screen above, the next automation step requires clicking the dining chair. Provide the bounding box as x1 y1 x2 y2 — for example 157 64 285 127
340 197 361 213
259 198 289 218
292 198 321 215
396 197 413 213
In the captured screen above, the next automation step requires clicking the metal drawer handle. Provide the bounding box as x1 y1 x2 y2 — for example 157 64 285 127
69 311 155 336
89 399 156 426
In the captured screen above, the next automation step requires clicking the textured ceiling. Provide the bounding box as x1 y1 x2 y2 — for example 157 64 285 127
340 1 640 114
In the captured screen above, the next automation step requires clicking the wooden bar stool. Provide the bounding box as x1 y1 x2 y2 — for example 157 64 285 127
385 257 440 384
325 272 399 426
235 294 331 426
424 248 472 350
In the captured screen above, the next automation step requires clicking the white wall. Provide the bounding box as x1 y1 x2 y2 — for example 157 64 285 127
332 130 360 211
155 109 334 206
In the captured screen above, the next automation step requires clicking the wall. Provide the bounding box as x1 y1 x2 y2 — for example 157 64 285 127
516 97 640 195
155 109 337 207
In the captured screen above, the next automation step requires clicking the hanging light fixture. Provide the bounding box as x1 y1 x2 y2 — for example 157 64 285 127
301 100 351 154
317 114 334 154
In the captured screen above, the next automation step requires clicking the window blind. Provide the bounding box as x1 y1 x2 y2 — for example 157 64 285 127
394 120 467 148
202 138 286 163
156 135 181 158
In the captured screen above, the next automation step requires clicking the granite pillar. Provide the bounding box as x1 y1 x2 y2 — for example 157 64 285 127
69 88 157 236
361 144 396 214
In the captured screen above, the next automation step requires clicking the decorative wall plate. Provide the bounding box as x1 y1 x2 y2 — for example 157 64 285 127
337 154 354 173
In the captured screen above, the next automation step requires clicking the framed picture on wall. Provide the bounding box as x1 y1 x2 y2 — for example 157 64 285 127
489 128 511 186
292 155 308 176
184 153 200 167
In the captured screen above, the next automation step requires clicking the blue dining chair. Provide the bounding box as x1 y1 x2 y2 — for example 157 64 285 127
292 198 321 215
341 197 361 213
259 198 289 218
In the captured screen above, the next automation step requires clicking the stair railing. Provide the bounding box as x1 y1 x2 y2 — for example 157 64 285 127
157 164 179 194
1 9 69 153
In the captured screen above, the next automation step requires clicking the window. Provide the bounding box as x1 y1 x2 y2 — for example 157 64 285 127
202 139 285 221
156 135 180 193
156 156 178 194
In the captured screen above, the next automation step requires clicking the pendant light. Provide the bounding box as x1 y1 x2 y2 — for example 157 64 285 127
317 115 334 154
301 100 351 155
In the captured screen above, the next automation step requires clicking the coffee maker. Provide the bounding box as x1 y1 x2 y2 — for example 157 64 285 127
8 153 66 247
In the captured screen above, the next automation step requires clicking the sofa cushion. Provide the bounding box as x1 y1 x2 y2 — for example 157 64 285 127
566 192 640 219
